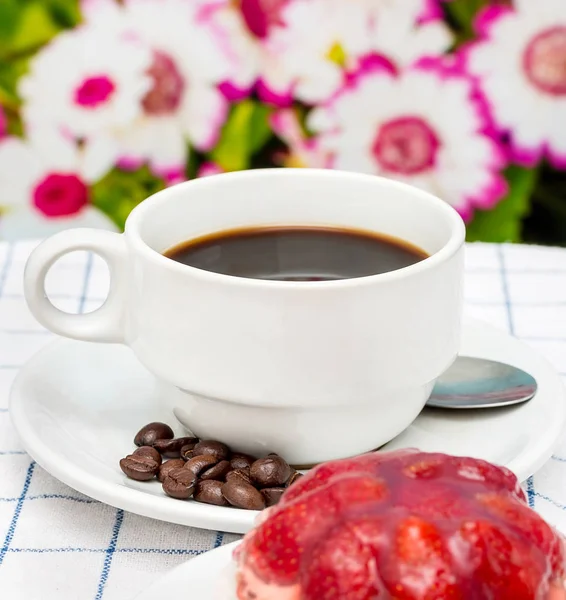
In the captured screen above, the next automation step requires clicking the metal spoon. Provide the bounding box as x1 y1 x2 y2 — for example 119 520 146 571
427 357 537 409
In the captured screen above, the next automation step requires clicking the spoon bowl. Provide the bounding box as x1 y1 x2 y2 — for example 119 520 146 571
427 357 537 409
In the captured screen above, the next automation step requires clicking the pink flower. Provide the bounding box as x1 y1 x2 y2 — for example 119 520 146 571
32 173 88 217
240 0 289 39
465 0 566 168
198 161 224 177
270 109 331 168
0 128 111 219
308 61 508 221
0 105 7 139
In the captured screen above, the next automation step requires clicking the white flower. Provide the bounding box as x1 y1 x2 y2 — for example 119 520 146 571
263 0 374 103
367 0 454 67
20 26 152 138
466 0 566 168
81 0 231 177
0 128 113 219
270 109 330 167
308 62 508 220
199 0 298 105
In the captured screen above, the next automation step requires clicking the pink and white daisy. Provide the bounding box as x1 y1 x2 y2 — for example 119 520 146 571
82 0 231 179
367 0 453 68
200 0 299 105
0 128 113 220
20 26 152 139
231 0 374 105
270 109 330 168
465 0 566 168
308 62 508 220
0 129 116 238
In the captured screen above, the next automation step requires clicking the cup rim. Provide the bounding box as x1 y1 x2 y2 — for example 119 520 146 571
125 168 465 289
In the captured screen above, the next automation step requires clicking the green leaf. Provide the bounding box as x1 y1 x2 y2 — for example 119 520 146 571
443 0 487 44
466 166 539 243
209 100 272 171
91 166 166 231
0 0 23 49
45 0 82 28
8 2 60 56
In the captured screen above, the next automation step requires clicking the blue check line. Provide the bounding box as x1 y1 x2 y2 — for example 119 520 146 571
94 509 124 600
8 547 105 554
552 455 566 463
214 531 224 548
78 253 94 316
467 299 566 307
526 476 535 508
0 461 35 566
7 547 204 555
534 492 566 511
0 493 97 503
466 267 566 275
0 244 14 297
0 451 27 455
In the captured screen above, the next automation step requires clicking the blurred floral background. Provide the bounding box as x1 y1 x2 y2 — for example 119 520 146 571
0 0 564 243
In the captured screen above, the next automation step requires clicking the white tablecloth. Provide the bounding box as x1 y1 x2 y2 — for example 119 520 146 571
0 240 565 599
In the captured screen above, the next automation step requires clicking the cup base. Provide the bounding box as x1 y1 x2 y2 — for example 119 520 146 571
158 383 433 465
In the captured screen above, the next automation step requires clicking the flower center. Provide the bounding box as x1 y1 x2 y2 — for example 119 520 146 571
372 116 440 175
33 173 89 217
142 51 185 115
239 0 287 39
74 75 115 108
523 26 566 96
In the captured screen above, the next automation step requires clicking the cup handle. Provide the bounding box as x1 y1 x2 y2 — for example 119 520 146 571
24 228 129 343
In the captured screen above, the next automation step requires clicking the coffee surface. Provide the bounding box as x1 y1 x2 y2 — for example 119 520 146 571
164 226 427 281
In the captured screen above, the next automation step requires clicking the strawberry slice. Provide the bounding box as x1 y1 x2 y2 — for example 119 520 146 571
237 474 388 586
301 520 385 599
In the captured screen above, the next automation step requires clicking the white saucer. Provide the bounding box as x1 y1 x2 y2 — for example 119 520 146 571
10 317 566 534
134 541 239 600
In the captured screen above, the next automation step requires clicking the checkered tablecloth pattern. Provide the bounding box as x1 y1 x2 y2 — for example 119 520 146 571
0 240 566 599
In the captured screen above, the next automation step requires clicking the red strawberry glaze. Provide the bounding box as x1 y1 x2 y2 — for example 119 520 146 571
235 450 566 600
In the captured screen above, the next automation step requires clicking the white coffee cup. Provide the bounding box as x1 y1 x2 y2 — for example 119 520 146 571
24 169 465 464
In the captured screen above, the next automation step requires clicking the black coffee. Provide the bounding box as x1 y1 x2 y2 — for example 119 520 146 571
164 226 427 281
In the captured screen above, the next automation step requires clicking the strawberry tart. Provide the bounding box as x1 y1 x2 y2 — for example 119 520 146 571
234 449 566 599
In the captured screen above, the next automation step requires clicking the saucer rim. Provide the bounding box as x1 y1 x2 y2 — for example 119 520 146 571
9 316 566 534
132 541 239 600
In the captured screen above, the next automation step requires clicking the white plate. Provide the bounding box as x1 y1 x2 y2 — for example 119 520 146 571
10 317 566 534
134 541 239 600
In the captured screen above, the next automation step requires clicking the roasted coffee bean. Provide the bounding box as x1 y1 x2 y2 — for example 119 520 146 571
261 487 285 507
158 458 186 483
133 446 162 465
194 480 229 506
225 468 252 485
184 454 218 477
154 437 199 458
222 479 265 510
162 468 196 499
192 440 231 461
250 456 292 488
287 470 304 487
230 453 256 470
134 422 174 447
120 454 159 481
200 460 231 481
180 445 195 461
